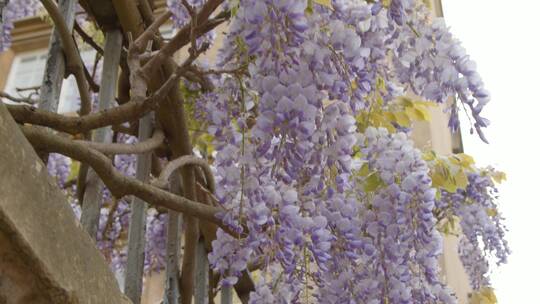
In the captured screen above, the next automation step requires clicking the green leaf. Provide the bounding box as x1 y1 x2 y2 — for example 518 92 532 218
486 208 498 217
381 0 392 8
67 161 80 183
364 172 383 192
396 96 414 107
450 153 475 169
470 287 498 304
405 104 431 121
394 111 411 127
414 105 431 121
313 0 332 8
228 0 240 16
423 150 437 162
358 163 370 177
443 178 458 193
376 76 386 92
305 0 314 14
454 169 469 190
431 171 446 188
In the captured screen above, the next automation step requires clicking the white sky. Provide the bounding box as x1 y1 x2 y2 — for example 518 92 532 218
442 1 540 302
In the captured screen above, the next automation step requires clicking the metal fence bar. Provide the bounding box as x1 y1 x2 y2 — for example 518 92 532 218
195 239 209 304
124 113 153 303
164 211 182 304
34 0 77 163
80 30 122 239
220 286 232 304
164 174 183 304
0 1 7 27
38 0 76 114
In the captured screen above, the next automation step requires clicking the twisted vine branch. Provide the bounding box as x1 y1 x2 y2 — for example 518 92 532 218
21 125 226 228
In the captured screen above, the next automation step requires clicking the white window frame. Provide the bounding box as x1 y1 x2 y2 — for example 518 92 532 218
4 49 48 101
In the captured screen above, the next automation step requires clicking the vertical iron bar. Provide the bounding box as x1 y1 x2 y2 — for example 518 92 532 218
194 239 209 304
124 113 153 302
38 0 76 113
0 1 9 39
220 286 232 304
36 0 76 163
164 175 183 304
80 30 122 239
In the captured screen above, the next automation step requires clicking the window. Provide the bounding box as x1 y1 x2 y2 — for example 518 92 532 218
4 26 173 114
4 51 48 101
4 49 96 113
160 26 174 40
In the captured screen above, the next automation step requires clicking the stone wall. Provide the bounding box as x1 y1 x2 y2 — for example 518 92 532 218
0 102 131 304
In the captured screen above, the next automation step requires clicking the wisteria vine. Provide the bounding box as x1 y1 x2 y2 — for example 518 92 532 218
2 0 508 303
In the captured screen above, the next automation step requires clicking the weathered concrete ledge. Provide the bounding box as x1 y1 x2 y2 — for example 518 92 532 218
0 102 131 304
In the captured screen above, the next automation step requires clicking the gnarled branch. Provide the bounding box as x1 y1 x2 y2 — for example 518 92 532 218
5 68 178 135
6 100 154 135
154 155 216 194
21 125 226 228
77 129 165 154
0 91 37 104
74 21 104 55
132 10 172 53
140 3 230 76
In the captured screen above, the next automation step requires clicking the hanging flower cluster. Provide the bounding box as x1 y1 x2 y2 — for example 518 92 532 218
3 0 507 302
199 0 507 302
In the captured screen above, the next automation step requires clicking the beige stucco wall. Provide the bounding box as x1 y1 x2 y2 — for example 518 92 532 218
412 2 473 303
0 49 15 90
411 105 472 304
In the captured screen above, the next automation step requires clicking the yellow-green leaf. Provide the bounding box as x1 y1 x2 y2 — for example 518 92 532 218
405 106 422 121
364 173 383 192
431 171 446 189
376 76 386 92
67 161 80 183
358 163 370 177
443 180 458 193
382 121 396 133
413 105 431 121
384 111 396 123
313 0 332 8
394 111 411 127
492 171 507 184
470 287 497 304
457 153 475 168
423 150 437 162
397 96 414 107
455 169 469 190
449 156 461 166
486 208 498 217
381 0 392 8
350 79 358 91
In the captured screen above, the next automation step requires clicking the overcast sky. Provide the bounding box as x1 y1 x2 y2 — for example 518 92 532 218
442 1 540 302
